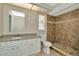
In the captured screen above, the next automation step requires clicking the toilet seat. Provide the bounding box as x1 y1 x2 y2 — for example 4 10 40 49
43 41 52 47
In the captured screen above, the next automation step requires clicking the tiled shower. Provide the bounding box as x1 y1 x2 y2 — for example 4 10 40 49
47 8 79 55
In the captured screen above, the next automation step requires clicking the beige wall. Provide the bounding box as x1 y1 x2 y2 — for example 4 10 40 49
0 4 4 36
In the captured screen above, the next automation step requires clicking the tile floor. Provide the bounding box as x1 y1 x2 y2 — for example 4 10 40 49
32 49 62 56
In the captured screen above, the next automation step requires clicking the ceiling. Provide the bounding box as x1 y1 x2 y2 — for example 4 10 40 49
10 3 51 14
10 3 79 16
34 3 79 16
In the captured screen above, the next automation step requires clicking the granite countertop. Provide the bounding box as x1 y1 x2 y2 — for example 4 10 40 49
0 34 40 42
0 37 40 42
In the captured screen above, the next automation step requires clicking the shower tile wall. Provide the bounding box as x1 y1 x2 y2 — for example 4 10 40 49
47 15 56 43
55 9 79 50
47 9 79 55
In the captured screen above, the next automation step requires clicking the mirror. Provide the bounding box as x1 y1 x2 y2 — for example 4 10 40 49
9 10 25 33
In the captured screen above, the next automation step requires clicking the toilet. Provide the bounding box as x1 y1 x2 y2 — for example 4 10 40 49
42 41 52 54
38 32 52 54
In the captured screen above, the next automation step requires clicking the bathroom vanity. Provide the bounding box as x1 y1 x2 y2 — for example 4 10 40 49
0 37 41 56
